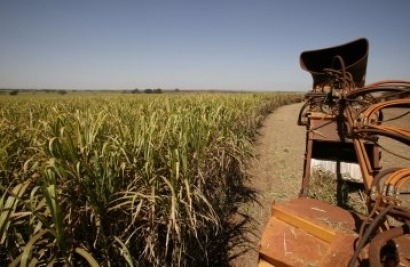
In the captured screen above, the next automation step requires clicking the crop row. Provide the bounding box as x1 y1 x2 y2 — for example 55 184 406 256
0 92 299 266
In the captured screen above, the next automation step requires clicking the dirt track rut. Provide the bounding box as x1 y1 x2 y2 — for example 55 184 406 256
232 102 306 266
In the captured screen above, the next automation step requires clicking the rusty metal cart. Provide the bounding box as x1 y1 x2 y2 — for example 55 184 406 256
259 38 410 267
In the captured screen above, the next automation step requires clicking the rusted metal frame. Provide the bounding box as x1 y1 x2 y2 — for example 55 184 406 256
368 223 410 267
359 198 383 238
354 128 410 146
369 208 410 267
384 169 410 196
299 112 338 196
348 203 396 267
371 168 402 195
349 202 410 266
262 37 410 266
363 170 410 267
300 127 314 197
382 170 410 206
354 99 410 143
345 105 375 192
346 98 410 195
346 86 409 99
297 101 311 126
323 63 356 92
389 206 410 220
359 125 407 135
385 169 410 187
353 139 374 192
364 80 410 89
369 125 410 137
346 87 410 106
359 99 410 121
394 169 410 191
296 37 409 265
297 95 329 126
298 76 345 197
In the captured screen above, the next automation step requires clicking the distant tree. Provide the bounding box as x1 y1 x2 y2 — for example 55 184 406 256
9 90 19 96
174 88 180 92
58 90 68 95
144 89 153 94
132 88 140 94
153 88 162 94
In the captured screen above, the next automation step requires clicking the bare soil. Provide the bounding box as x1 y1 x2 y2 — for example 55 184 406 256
230 102 306 266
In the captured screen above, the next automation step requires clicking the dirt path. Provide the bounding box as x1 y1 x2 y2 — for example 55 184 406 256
231 102 306 266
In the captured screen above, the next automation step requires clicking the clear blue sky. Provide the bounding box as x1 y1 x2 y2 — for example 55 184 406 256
1 1 409 91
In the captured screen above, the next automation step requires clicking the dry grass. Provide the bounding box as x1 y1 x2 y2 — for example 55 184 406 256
308 169 368 215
